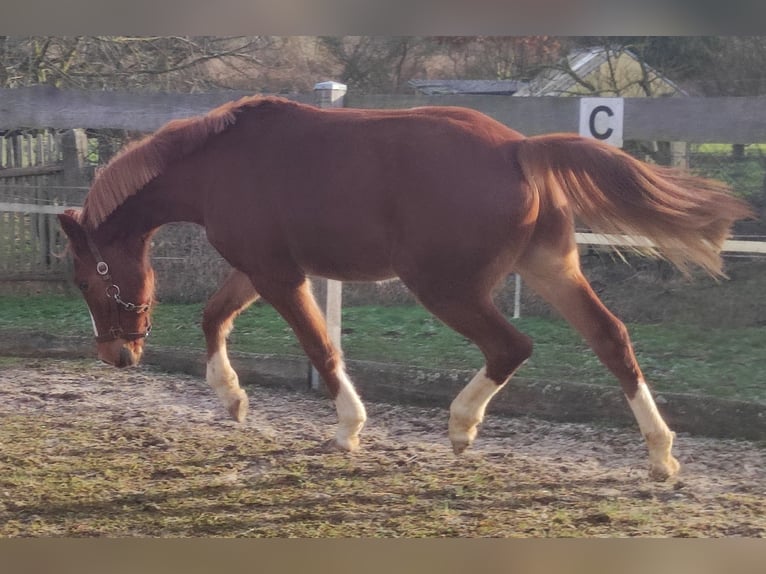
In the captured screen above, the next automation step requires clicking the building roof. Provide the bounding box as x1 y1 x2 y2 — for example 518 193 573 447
512 47 686 97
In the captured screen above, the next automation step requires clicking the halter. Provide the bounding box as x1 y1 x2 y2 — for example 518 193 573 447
85 234 152 343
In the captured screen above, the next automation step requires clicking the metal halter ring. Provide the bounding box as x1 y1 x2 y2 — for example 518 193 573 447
106 284 121 298
96 261 109 276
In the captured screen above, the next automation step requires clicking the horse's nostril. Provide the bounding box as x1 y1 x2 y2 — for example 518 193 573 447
118 346 134 368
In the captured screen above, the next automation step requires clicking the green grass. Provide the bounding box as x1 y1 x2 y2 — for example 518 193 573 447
691 158 764 200
694 143 766 154
0 294 764 403
689 144 765 200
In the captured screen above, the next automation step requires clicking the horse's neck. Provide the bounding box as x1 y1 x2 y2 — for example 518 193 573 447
97 175 203 243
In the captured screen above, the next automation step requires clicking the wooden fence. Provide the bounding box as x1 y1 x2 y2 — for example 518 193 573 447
3 86 766 141
0 128 92 281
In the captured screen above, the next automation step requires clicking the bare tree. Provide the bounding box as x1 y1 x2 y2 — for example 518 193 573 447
319 37 436 93
697 36 766 96
0 36 295 92
440 37 564 81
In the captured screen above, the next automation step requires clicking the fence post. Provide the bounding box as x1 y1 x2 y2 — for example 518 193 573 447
670 141 688 169
61 129 89 188
61 128 91 209
309 81 347 390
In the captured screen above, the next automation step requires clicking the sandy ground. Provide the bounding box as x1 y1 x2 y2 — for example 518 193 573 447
0 357 763 537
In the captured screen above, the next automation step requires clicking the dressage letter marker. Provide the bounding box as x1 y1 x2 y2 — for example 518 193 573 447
579 98 624 148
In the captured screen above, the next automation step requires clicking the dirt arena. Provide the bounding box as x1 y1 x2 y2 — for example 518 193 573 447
0 357 763 537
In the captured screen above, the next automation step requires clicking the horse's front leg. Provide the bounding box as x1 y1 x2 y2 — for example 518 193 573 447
202 269 260 422
254 276 367 451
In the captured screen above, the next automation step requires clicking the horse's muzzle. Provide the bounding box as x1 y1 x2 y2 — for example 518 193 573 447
97 340 143 368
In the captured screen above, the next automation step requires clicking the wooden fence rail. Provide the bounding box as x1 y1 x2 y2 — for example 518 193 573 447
0 165 62 178
8 199 765 254
349 94 766 143
3 86 766 142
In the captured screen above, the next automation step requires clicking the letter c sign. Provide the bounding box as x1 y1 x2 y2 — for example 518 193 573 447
579 98 624 147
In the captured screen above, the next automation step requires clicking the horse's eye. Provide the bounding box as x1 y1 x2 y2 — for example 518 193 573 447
78 281 89 292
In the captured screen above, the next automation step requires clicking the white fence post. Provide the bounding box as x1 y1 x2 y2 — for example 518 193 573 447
309 81 347 390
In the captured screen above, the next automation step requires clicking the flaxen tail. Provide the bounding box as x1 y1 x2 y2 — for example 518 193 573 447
516 134 755 276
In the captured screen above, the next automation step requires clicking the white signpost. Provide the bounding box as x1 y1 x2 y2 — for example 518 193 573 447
579 98 624 148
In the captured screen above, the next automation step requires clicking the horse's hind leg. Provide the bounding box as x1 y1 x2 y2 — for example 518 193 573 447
404 283 533 454
517 248 680 481
202 269 260 422
253 276 366 451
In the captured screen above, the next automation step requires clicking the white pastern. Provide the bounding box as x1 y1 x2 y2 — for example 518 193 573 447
449 366 504 454
206 349 249 422
333 367 367 451
627 380 680 480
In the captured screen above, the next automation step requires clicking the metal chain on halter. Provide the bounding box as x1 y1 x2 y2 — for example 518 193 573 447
108 284 150 313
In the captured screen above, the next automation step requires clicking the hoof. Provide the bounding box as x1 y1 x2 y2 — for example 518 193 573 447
333 416 365 453
226 391 249 423
334 433 361 453
451 439 471 456
314 438 346 453
649 455 681 481
448 419 477 456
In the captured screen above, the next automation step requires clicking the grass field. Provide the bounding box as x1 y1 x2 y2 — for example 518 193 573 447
689 144 765 201
0 294 763 403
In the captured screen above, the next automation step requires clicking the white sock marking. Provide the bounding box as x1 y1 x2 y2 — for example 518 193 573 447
207 349 233 390
627 380 679 478
333 367 367 450
449 367 504 450
627 380 672 442
206 348 248 421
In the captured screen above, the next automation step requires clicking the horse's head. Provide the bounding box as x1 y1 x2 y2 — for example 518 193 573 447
58 209 155 368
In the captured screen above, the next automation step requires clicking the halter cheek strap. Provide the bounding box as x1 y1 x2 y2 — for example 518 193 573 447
85 234 152 342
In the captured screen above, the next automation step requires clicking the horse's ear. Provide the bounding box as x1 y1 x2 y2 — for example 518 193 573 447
57 209 88 253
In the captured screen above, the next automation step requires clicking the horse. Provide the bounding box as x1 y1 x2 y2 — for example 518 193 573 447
58 95 753 481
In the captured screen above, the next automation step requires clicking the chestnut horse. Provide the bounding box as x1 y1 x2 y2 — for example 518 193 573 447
58 96 752 481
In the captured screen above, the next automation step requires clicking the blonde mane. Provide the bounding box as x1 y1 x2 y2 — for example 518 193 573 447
80 95 291 229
